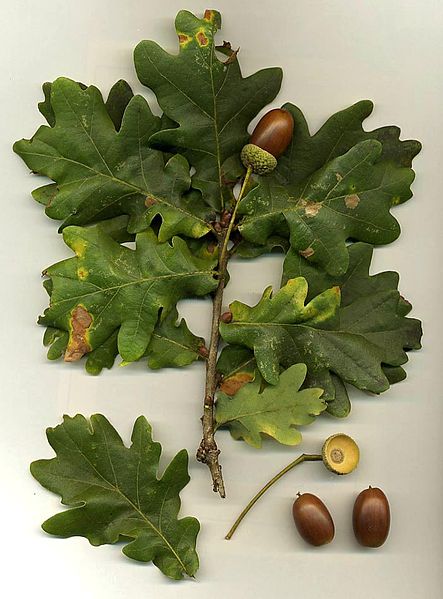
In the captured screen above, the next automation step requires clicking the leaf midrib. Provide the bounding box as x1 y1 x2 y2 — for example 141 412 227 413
50 269 215 309
218 398 324 423
17 148 211 229
62 424 190 576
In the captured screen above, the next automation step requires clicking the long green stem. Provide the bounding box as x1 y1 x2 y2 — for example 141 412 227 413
225 453 323 539
197 164 253 497
220 164 252 262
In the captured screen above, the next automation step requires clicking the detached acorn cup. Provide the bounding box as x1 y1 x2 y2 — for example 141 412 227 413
241 108 294 175
322 433 360 475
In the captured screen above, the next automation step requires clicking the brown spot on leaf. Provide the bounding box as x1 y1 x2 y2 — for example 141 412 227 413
345 194 360 209
204 9 215 21
64 305 93 362
178 34 191 45
304 201 321 218
220 373 254 396
299 246 315 258
145 196 157 207
336 172 343 182
196 31 209 46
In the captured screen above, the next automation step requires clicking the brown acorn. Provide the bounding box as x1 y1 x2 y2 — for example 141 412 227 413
352 486 390 548
250 108 294 158
241 108 294 175
292 493 335 546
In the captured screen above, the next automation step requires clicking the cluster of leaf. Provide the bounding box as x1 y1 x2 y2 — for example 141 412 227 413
16 9 422 580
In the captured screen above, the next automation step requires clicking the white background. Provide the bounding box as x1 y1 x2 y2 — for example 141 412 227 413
2 1 442 597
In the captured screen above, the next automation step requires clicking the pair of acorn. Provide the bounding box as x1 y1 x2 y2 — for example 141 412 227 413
293 487 390 548
294 435 390 548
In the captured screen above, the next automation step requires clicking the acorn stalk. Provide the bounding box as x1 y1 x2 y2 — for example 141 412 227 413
225 433 359 539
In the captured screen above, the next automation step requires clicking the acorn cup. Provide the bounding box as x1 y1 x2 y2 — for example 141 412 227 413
322 433 360 475
241 108 294 175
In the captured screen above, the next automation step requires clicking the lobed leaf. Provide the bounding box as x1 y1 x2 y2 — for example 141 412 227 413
31 414 199 580
238 101 421 274
14 78 212 240
216 363 325 448
134 9 282 209
39 225 217 364
220 250 422 414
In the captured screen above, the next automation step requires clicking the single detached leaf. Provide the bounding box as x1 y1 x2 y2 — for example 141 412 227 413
220 266 421 409
216 363 325 448
39 225 217 364
31 414 199 580
14 78 212 240
238 100 421 274
134 9 282 209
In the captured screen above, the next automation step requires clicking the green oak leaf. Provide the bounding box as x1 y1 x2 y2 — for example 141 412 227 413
277 100 421 183
219 268 421 411
216 363 325 448
282 241 422 414
234 235 289 259
238 100 420 275
145 307 207 369
134 9 282 209
44 306 206 375
14 77 212 240
220 278 341 386
38 224 217 364
105 79 135 131
31 414 199 580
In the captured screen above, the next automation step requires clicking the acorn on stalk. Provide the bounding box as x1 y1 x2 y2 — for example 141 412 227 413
241 108 294 175
225 433 360 540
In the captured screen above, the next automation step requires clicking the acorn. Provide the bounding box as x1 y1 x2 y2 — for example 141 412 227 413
322 433 360 475
353 486 390 547
241 108 294 175
292 493 335 546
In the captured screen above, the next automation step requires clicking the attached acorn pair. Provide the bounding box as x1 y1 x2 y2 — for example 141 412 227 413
293 435 390 549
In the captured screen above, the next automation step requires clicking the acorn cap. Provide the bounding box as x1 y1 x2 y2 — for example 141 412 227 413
241 143 277 175
322 433 360 475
